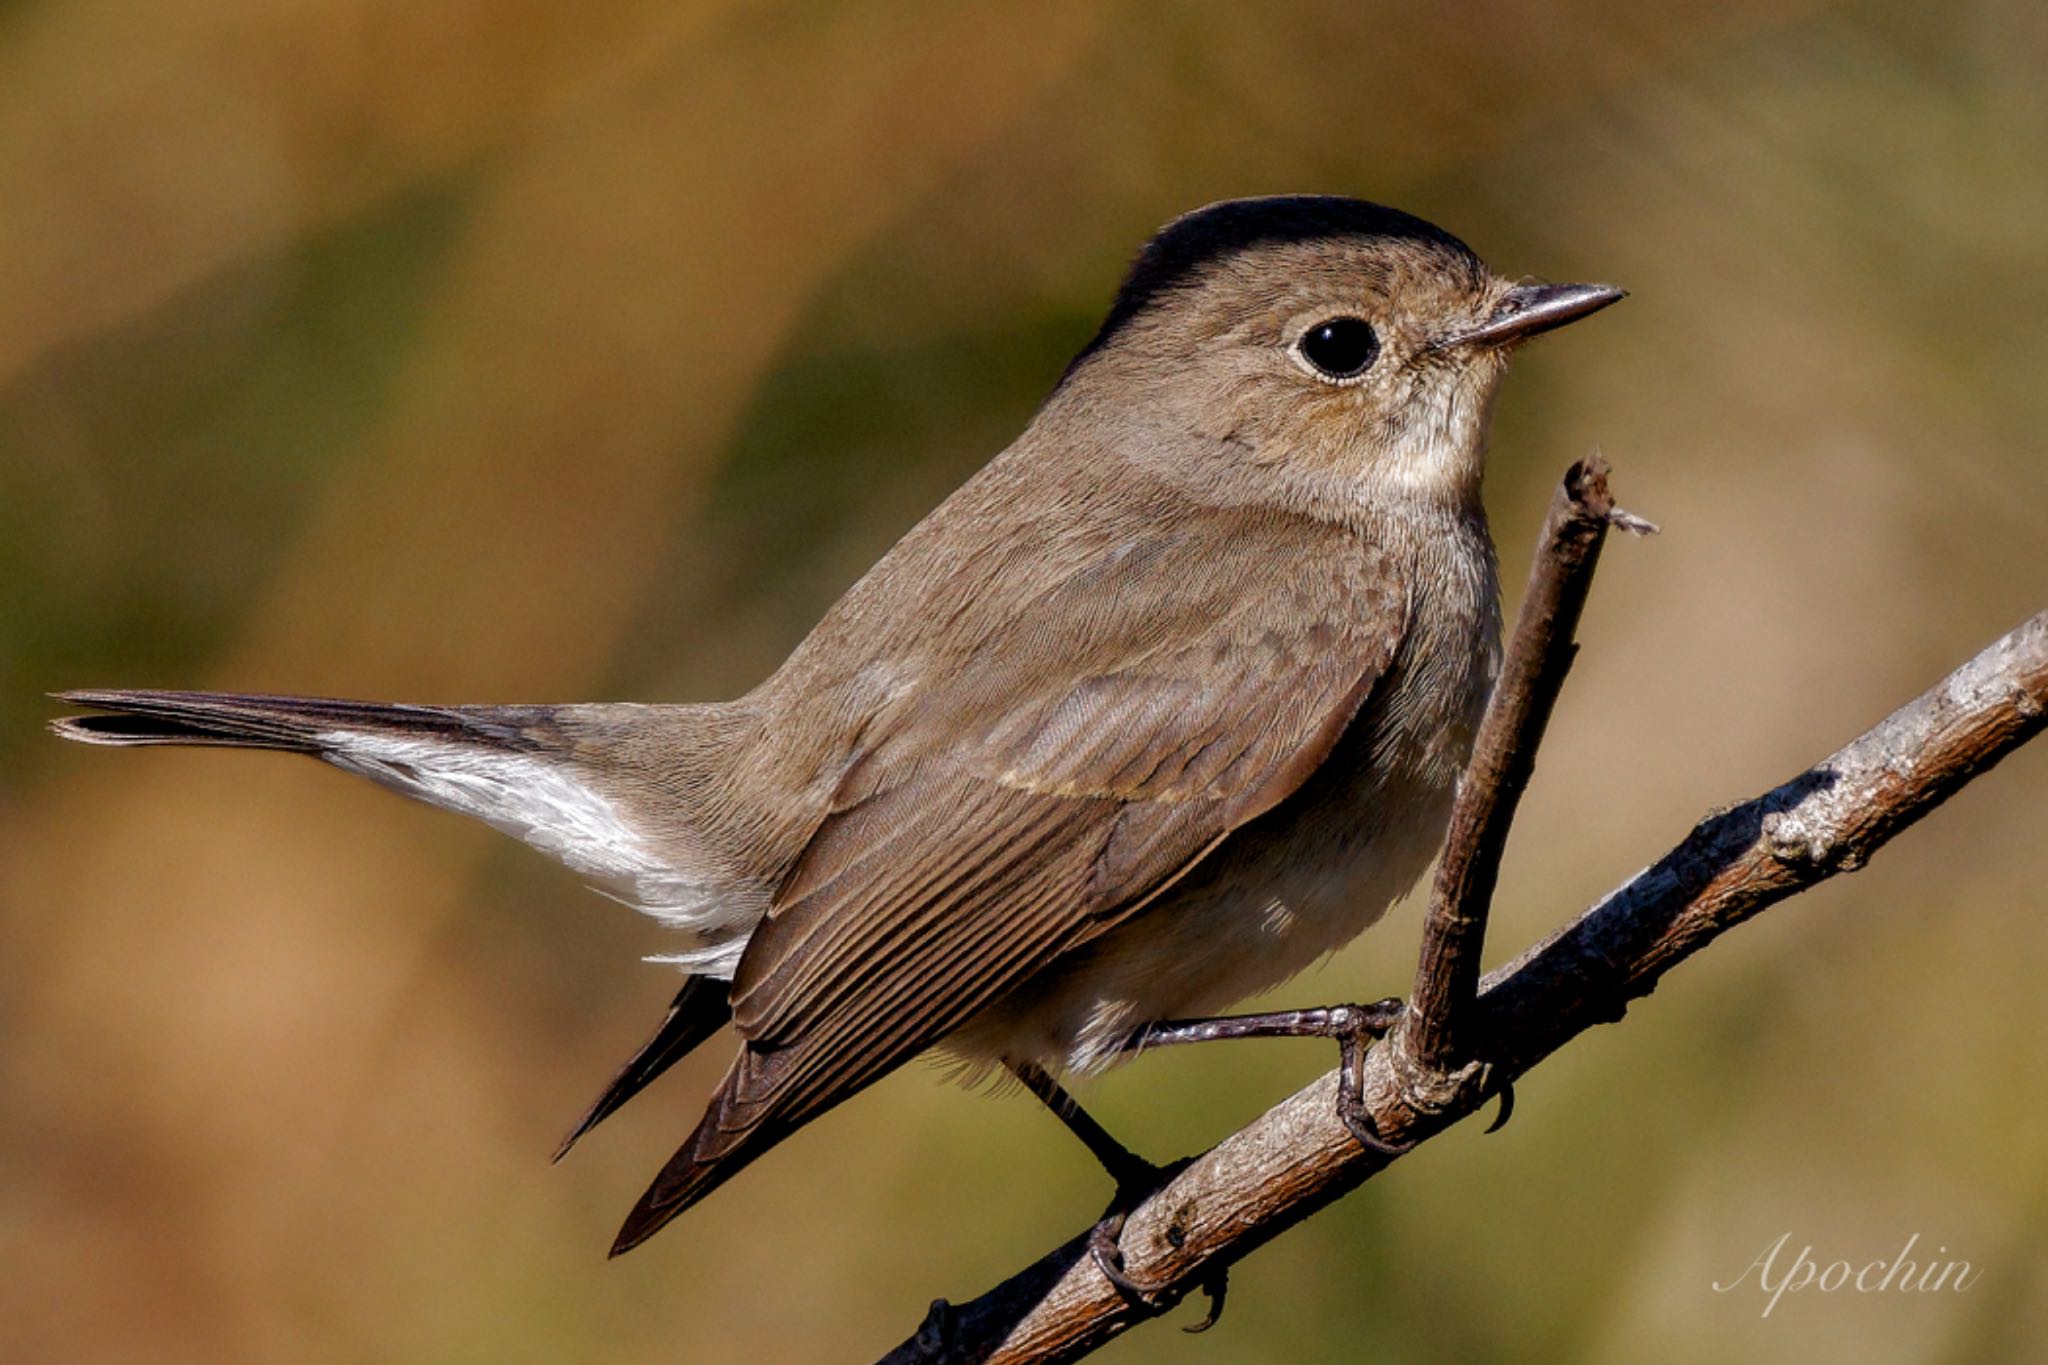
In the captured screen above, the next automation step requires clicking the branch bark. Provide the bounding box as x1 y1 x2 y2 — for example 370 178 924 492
879 465 2048 1365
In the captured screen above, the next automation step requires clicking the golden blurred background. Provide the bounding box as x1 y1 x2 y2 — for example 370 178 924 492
5 2 2047 1360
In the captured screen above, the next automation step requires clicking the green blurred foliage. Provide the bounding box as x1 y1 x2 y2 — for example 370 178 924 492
4 1 2046 1361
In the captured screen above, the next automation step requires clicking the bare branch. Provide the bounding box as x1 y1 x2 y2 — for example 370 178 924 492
876 476 2048 1363
1405 455 1650 1078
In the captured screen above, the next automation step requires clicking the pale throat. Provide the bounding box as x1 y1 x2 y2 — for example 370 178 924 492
1373 368 1501 507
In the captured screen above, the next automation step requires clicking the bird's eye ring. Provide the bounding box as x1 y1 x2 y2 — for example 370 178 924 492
1294 317 1380 382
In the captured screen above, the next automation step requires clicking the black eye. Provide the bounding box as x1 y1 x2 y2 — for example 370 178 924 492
1297 317 1380 380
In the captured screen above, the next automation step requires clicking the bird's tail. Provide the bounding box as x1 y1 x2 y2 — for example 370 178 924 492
51 688 544 753
50 688 746 963
56 689 756 1160
48 689 595 837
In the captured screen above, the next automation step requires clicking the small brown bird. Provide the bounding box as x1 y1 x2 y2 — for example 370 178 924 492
53 195 1621 1260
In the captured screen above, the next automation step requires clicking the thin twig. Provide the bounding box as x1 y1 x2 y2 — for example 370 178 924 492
1404 455 1651 1079
876 555 2048 1360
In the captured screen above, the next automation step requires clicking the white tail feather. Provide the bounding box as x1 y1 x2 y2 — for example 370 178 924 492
320 732 759 976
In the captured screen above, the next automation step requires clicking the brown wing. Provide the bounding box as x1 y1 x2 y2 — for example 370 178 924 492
609 514 1407 1251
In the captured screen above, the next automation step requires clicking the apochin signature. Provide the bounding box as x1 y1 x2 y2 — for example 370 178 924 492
1714 1232 1980 1317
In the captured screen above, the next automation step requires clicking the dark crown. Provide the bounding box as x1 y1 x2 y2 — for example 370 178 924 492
1066 195 1483 376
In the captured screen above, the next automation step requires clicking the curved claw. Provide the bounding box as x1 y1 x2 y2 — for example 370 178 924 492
1087 1156 1230 1332
1483 1079 1517 1134
1182 1267 1229 1333
1088 1210 1169 1305
1338 1102 1420 1156
1334 1031 1419 1156
1089 1212 1231 1332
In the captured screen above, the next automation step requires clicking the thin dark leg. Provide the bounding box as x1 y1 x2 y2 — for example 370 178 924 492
1115 997 1515 1146
1119 999 1407 1054
1005 1061 1227 1329
1119 999 1414 1154
1008 1061 1155 1188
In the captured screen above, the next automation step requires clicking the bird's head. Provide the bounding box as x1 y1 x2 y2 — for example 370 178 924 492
1052 195 1623 514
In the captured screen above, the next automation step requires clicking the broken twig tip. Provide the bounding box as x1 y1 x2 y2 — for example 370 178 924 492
1606 506 1660 536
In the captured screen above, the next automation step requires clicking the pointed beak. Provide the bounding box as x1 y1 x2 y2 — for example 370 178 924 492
1441 282 1626 349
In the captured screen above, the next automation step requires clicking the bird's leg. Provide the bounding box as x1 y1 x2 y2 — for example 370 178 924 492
1117 999 1517 1154
1006 1061 1228 1330
1123 999 1521 1138
1007 1060 1161 1192
1119 1000 1407 1053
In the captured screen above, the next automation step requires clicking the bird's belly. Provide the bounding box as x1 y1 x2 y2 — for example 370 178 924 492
946 755 1461 1076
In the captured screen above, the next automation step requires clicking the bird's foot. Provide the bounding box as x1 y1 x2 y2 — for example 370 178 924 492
1321 1002 1516 1149
1117 997 1416 1157
1087 1154 1229 1332
1317 999 1420 1156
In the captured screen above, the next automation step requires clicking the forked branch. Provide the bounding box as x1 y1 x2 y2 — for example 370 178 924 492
880 461 2048 1365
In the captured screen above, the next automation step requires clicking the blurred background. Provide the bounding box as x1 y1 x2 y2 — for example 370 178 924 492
4 1 2047 1361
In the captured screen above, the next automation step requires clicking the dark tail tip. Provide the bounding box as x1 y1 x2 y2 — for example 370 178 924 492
49 712 243 746
47 688 473 752
48 715 105 744
49 692 162 746
49 689 318 750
